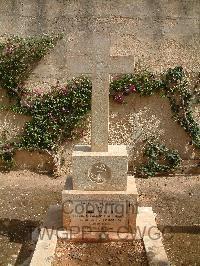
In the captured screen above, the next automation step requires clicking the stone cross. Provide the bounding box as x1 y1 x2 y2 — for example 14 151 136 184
91 33 135 152
62 17 138 240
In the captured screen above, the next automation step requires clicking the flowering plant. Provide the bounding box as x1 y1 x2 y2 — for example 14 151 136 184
0 34 62 97
18 77 92 150
110 71 164 103
110 67 199 149
0 34 199 173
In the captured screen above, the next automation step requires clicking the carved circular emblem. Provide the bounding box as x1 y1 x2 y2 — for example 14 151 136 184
88 163 111 184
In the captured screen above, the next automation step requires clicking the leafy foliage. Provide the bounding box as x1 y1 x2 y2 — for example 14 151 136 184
0 34 63 165
138 141 181 177
0 142 14 170
19 77 92 150
0 35 199 175
0 34 62 97
110 67 200 149
110 70 164 98
164 67 200 148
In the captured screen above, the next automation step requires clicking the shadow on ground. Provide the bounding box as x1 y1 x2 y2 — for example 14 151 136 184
0 218 39 265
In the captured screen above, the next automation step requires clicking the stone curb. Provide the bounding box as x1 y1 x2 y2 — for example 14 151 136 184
29 205 62 266
29 228 57 266
137 207 170 266
30 206 170 266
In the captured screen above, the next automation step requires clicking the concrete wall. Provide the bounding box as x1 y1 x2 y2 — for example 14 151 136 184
0 0 199 166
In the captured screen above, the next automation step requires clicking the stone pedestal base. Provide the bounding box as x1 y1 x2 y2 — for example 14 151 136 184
62 176 138 234
72 145 128 191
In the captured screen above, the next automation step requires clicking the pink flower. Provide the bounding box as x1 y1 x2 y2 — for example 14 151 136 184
129 84 136 93
6 46 14 55
59 86 68 95
113 93 124 103
34 88 43 95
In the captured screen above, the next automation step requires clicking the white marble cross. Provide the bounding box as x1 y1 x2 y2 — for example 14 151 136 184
91 33 135 152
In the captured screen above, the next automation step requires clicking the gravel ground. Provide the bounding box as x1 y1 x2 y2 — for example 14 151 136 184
136 174 200 265
0 170 63 265
0 171 199 265
135 175 200 226
53 240 148 266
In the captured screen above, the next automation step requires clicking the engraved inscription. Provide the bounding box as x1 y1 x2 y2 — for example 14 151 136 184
63 200 131 232
88 163 111 184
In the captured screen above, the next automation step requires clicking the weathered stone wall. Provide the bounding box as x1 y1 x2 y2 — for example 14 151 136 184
67 94 199 166
0 0 199 167
0 0 199 82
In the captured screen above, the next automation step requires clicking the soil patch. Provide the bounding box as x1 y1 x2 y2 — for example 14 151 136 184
53 240 148 266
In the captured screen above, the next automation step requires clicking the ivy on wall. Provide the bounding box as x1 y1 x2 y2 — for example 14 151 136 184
0 144 14 170
18 77 92 150
137 141 181 177
0 35 199 176
110 66 200 149
164 67 200 148
0 34 62 97
0 34 63 169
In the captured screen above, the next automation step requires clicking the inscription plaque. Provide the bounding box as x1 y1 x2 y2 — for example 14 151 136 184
63 199 136 232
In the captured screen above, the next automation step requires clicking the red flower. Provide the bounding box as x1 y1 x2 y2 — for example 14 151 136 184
113 93 124 103
129 84 136 93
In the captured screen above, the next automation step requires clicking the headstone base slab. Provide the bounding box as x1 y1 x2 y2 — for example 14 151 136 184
62 176 137 233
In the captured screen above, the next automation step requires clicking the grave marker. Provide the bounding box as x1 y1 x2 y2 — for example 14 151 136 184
62 29 138 237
